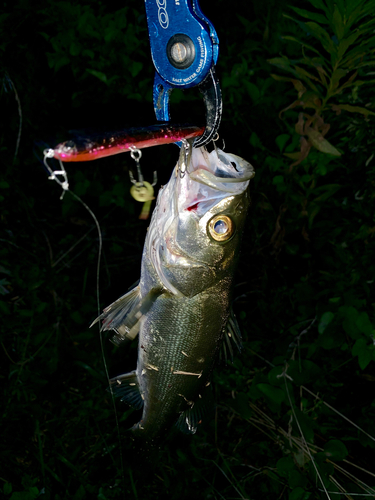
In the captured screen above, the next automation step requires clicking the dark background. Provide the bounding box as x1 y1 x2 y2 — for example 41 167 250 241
1 0 375 499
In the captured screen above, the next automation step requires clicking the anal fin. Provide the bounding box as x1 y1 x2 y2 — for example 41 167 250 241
175 386 214 434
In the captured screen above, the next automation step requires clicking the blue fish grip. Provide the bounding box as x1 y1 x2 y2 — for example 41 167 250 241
144 0 219 122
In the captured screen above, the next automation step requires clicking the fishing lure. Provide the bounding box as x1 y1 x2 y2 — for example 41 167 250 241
52 123 204 162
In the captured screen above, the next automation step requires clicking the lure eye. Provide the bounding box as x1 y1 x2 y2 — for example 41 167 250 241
208 215 235 242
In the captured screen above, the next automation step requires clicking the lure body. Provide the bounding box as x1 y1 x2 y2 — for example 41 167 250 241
53 123 204 162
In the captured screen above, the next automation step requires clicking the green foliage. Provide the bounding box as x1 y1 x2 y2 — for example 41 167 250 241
269 0 375 165
1 0 375 499
41 2 151 103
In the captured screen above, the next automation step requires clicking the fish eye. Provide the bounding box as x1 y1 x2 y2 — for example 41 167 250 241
208 215 235 242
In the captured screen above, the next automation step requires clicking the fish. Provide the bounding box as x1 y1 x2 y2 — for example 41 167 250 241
91 143 255 442
52 123 205 162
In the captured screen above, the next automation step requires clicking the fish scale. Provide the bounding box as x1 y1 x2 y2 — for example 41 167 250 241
92 145 255 442
137 287 229 437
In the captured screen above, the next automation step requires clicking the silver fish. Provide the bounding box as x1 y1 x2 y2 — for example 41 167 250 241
92 145 255 441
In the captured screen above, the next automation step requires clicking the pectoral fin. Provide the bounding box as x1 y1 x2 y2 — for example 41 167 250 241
220 307 242 363
90 285 162 345
108 370 143 410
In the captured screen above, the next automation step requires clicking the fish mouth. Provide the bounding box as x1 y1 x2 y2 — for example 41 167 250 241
178 148 254 216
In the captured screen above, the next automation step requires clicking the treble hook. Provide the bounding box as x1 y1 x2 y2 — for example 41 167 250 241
177 139 193 178
129 146 144 186
212 133 225 154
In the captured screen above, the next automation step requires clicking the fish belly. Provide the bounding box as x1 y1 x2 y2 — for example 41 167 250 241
135 284 230 439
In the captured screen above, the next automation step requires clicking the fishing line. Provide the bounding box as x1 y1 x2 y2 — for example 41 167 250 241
43 150 126 497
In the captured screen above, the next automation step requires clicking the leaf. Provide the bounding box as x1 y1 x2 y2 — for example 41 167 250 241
354 60 375 70
10 488 39 500
356 312 373 335
3 483 12 495
292 80 307 96
282 13 312 36
289 487 310 500
75 361 104 381
294 66 321 84
312 184 341 203
50 54 70 71
268 56 292 70
86 69 107 83
308 203 321 228
249 131 264 149
341 306 361 339
257 384 285 405
352 337 367 356
228 392 252 419
82 49 94 59
305 128 341 155
277 456 294 476
293 408 315 443
316 65 328 86
333 104 375 117
69 42 82 56
272 175 284 185
318 312 335 334
130 61 143 77
284 152 301 160
299 90 321 107
244 81 260 102
301 360 321 383
352 338 373 370
289 6 328 25
268 365 285 386
271 67 320 93
335 71 359 93
281 36 326 58
332 5 345 40
305 22 335 53
337 30 363 60
276 134 290 152
270 73 293 82
307 0 331 17
0 278 10 295
289 470 308 489
324 439 348 461
330 68 348 91
342 44 375 69
236 14 254 35
0 300 10 315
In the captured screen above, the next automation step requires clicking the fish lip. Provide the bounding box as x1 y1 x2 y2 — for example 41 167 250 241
178 149 254 213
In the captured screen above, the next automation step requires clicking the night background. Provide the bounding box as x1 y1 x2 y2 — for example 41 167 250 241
1 0 375 498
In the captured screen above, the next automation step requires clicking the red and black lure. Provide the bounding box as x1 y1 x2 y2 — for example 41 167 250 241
52 123 204 162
